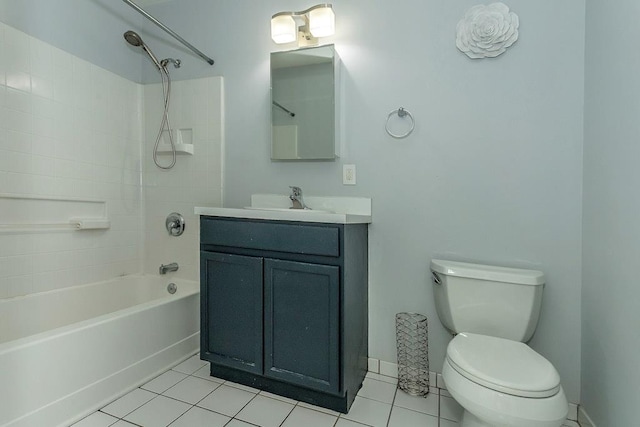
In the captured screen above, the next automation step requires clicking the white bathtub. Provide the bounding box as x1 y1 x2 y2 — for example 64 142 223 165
0 275 200 427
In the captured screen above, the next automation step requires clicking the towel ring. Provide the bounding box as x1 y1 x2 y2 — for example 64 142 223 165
385 107 415 139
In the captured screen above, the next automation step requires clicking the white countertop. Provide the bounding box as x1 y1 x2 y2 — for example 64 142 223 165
195 194 372 224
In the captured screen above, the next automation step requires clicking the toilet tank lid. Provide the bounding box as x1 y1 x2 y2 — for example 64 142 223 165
431 259 545 286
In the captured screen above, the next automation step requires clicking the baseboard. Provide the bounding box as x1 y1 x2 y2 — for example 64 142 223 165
578 406 596 427
367 357 580 422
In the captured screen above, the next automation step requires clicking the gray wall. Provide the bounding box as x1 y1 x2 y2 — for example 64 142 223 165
143 0 585 402
0 0 586 403
583 0 640 424
0 0 146 82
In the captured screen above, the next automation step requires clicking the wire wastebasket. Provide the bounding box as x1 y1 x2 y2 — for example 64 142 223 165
395 312 430 396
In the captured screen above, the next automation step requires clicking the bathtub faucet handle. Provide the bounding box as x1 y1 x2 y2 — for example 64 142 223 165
159 262 179 275
165 212 185 236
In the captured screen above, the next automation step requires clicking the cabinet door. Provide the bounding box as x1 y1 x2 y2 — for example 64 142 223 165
264 259 340 394
201 251 263 374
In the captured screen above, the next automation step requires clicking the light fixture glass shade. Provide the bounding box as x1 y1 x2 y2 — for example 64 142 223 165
271 15 297 44
308 6 335 38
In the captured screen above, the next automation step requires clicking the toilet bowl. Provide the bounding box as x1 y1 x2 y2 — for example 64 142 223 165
442 333 568 427
430 259 569 427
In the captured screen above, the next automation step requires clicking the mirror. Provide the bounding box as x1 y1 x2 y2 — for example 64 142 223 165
271 45 339 160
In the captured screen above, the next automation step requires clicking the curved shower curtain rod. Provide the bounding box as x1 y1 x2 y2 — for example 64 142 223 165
121 0 215 66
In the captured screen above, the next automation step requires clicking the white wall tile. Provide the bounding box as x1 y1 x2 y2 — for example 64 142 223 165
0 24 222 303
380 360 399 378
0 24 143 299
142 76 223 279
368 358 380 373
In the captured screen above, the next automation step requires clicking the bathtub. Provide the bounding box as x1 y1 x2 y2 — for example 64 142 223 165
0 275 200 427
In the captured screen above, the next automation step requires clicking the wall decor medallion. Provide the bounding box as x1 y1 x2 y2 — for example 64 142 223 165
456 2 519 59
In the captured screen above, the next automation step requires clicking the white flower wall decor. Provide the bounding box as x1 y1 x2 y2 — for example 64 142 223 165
456 2 519 59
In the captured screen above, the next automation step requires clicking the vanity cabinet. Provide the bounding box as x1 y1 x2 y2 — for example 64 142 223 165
200 216 368 413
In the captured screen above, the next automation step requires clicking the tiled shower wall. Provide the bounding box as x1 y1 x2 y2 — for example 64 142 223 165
0 22 224 298
143 76 224 281
0 22 144 299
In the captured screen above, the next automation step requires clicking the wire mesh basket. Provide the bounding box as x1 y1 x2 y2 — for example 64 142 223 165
395 312 430 396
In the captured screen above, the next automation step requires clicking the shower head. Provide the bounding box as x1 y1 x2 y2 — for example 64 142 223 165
123 30 143 47
123 30 162 70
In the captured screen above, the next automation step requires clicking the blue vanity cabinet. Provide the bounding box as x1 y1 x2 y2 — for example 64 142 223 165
199 216 368 413
264 259 340 394
200 251 263 375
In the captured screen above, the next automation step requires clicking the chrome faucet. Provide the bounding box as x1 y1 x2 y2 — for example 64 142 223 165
289 186 308 209
159 262 179 275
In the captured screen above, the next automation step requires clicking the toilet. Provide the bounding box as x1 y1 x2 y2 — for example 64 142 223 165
431 259 568 427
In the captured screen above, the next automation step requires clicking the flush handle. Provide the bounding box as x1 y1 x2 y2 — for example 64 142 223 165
432 271 442 285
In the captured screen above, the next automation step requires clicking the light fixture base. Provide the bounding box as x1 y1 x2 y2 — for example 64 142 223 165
271 3 334 46
298 29 319 47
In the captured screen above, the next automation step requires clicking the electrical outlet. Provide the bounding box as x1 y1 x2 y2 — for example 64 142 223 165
343 164 356 185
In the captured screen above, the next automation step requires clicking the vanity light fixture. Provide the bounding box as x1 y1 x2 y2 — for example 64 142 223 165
271 4 335 46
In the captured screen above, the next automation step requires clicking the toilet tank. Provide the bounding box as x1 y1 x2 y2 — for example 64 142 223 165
430 259 545 342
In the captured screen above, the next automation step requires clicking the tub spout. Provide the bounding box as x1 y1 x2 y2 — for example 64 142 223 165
159 262 179 275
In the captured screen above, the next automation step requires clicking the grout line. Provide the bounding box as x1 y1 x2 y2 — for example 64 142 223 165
277 403 295 427
85 362 466 427
385 386 399 427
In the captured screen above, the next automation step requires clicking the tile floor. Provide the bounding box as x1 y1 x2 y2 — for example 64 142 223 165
72 354 580 427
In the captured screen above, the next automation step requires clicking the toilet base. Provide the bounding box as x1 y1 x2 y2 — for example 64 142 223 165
460 409 501 427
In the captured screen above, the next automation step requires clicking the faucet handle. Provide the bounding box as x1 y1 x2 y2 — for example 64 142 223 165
289 186 302 197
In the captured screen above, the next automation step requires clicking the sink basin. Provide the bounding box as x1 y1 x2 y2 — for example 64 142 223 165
244 207 335 214
195 195 371 224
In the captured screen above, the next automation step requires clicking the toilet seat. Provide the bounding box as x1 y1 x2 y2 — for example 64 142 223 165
446 333 561 398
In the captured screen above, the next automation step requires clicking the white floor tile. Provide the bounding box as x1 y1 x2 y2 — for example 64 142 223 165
281 405 338 427
440 396 464 422
172 354 208 375
192 365 225 383
110 421 138 427
340 396 392 427
124 395 191 427
76 362 551 427
393 389 438 416
101 388 157 418
168 406 231 427
224 380 261 393
387 406 439 427
440 388 452 397
72 411 118 427
357 378 397 404
563 421 580 427
235 394 295 427
141 370 189 394
259 390 298 404
297 401 341 417
439 418 459 427
226 420 258 427
335 419 373 427
163 375 221 404
197 384 257 417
